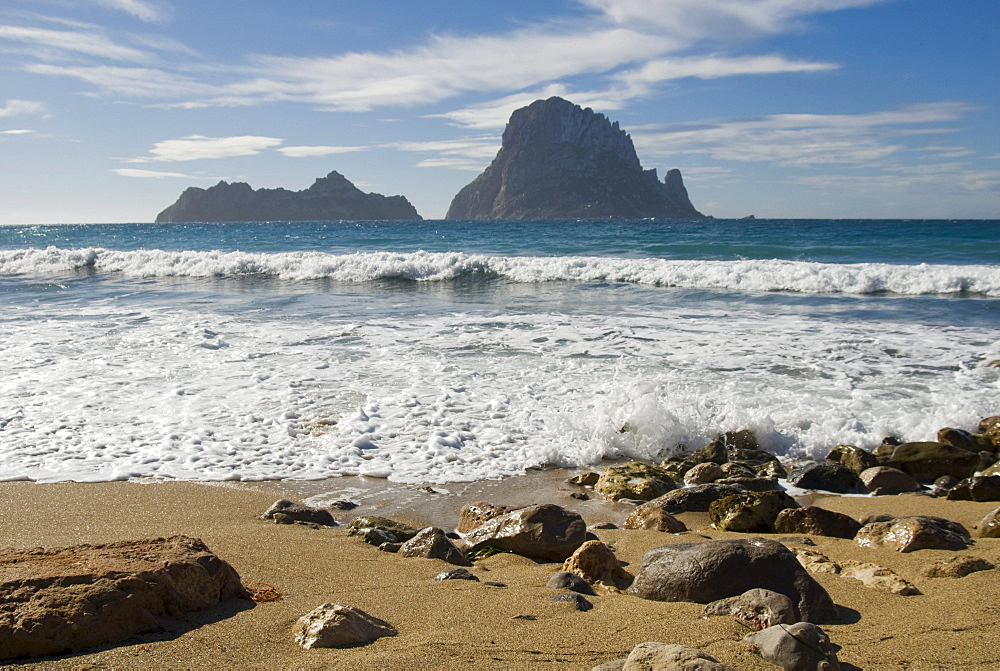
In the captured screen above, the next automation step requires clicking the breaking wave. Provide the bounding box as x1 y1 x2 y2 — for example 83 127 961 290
3 246 999 296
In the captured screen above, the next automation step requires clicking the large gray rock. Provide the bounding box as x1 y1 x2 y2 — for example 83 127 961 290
0 536 247 661
743 622 841 670
627 538 838 623
825 444 879 474
855 515 973 552
457 501 525 534
621 642 733 670
399 527 472 566
624 504 688 532
292 603 396 649
347 516 420 545
645 483 747 514
709 490 800 533
445 97 704 220
156 171 420 223
890 441 980 483
460 503 587 562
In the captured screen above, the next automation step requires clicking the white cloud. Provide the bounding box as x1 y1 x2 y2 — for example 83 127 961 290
26 64 214 98
0 99 45 117
631 102 976 166
278 145 366 157
392 137 500 160
0 24 150 62
140 135 284 162
414 157 489 171
1 129 35 135
93 0 166 24
113 168 190 178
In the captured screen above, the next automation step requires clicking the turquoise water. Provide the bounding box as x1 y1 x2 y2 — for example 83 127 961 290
0 219 997 483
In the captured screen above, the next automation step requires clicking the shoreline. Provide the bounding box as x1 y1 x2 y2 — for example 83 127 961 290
2 474 1000 669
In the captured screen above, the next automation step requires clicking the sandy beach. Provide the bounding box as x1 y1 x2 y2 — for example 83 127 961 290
1 473 999 670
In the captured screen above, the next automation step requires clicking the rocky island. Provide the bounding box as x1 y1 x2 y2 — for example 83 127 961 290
155 171 420 223
446 97 704 220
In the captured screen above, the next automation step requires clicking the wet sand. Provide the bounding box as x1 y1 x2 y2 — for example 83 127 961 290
1 474 999 669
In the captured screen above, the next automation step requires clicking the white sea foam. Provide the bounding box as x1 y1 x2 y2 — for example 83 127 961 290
0 286 997 484
3 247 999 296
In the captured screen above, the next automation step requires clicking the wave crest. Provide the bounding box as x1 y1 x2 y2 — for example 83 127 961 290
2 246 998 296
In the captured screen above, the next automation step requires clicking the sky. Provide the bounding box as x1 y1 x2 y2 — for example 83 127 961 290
1 0 998 223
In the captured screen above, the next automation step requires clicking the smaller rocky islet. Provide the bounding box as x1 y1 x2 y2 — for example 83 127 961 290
4 414 1000 667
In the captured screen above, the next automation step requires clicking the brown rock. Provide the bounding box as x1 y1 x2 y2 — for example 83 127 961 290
704 588 796 631
683 461 724 485
457 502 524 534
561 540 633 590
859 466 921 495
399 527 472 566
826 444 879 474
921 555 995 578
890 441 980 483
946 475 1000 502
594 462 677 501
460 503 587 562
293 603 396 649
976 506 1000 538
774 506 861 539
855 515 973 552
262 499 337 526
0 536 247 661
647 483 748 514
623 505 688 533
709 490 800 533
621 642 733 670
839 561 921 596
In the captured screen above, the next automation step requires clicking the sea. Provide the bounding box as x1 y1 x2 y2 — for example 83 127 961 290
1 219 998 485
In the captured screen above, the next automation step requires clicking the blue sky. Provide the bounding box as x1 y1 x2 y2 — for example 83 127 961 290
1 0 998 223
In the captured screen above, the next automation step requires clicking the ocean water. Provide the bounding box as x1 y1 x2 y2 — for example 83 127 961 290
1 219 998 484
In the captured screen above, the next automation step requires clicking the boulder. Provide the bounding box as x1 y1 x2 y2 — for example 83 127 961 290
743 622 841 671
546 571 597 595
0 536 247 661
921 555 995 578
626 538 838 623
261 499 337 527
620 642 733 670
794 548 843 575
347 516 420 544
754 460 788 479
946 475 1000 502
715 476 781 492
399 527 472 566
890 442 980 483
859 466 921 495
718 462 756 479
457 502 524 534
595 462 677 501
623 505 688 533
981 462 1000 477
787 461 867 494
825 444 879 474
646 483 747 514
562 540 633 590
461 503 587 562
709 491 800 533
773 506 861 539
568 472 600 487
976 506 1000 538
855 516 973 552
683 462 724 485
937 427 991 453
690 440 728 465
716 429 761 453
292 603 396 649
703 588 796 630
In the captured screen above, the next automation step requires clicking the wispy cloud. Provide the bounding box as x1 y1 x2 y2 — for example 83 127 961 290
0 23 150 62
134 135 284 162
93 0 166 24
1 129 35 135
0 99 45 117
113 168 190 178
278 145 366 157
26 64 213 98
631 102 977 166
